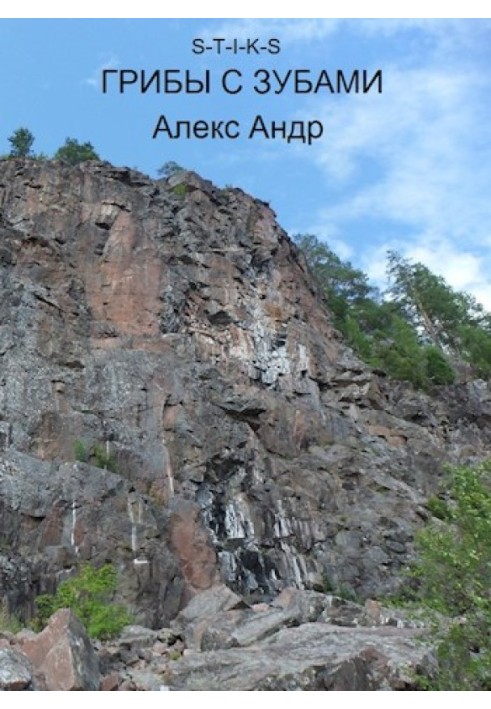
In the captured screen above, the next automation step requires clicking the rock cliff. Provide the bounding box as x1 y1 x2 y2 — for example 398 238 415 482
1 158 490 627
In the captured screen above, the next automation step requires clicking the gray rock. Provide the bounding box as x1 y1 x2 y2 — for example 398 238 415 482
168 623 429 691
0 648 32 690
175 584 245 626
172 584 246 650
0 158 490 634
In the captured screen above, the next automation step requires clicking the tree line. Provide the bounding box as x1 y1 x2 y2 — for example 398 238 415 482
4 130 188 178
294 234 491 389
4 127 99 165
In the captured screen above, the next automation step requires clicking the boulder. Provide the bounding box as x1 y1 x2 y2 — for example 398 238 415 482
20 609 100 691
168 623 429 691
0 648 32 690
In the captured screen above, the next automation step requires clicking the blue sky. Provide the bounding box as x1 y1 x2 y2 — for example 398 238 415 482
1 18 490 308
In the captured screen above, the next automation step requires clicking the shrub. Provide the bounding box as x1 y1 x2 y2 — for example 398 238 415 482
74 439 88 463
91 443 117 472
409 461 491 689
424 346 456 386
74 440 117 472
35 563 131 639
171 183 187 197
425 495 452 521
320 572 358 602
55 138 99 165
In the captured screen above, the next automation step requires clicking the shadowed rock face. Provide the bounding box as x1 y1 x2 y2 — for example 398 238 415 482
0 159 490 625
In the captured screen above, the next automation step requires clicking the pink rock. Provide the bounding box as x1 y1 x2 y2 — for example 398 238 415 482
20 609 100 691
100 671 120 691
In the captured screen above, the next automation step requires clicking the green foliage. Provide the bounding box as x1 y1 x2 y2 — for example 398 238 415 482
0 600 23 633
423 346 456 385
74 440 117 472
74 439 88 463
457 323 491 378
35 563 131 640
8 127 35 157
409 461 491 689
320 572 335 593
158 161 185 178
369 310 430 388
387 250 491 376
425 495 452 521
55 138 99 165
91 443 117 472
293 233 373 324
335 585 359 603
320 573 358 602
293 234 491 389
171 183 187 197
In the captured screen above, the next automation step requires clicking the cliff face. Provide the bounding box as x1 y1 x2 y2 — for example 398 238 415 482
0 159 490 625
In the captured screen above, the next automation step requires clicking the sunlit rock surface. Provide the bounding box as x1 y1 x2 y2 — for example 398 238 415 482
0 158 490 628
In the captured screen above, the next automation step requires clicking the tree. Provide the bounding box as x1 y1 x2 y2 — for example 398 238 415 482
35 563 131 639
292 236 491 388
8 127 35 157
293 236 459 389
387 251 491 377
54 138 99 165
293 234 374 323
409 461 491 689
157 161 185 178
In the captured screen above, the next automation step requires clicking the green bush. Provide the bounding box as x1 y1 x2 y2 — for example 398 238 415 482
424 346 456 386
409 461 491 689
54 138 99 165
171 183 187 197
320 573 358 602
91 443 117 472
74 440 117 472
74 439 88 463
35 563 131 640
425 495 452 521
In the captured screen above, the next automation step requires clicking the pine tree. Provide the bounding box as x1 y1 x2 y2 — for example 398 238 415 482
387 251 491 377
8 127 35 157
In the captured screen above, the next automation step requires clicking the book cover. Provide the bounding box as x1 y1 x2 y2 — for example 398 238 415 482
0 15 490 694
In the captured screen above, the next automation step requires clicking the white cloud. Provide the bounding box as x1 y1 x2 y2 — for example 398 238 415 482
84 55 120 89
307 40 491 309
203 19 491 310
362 237 491 310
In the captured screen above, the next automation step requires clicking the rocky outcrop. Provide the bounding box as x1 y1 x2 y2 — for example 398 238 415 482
0 609 99 690
0 647 33 690
97 587 431 691
19 609 100 690
2 589 432 691
167 624 427 691
0 158 490 628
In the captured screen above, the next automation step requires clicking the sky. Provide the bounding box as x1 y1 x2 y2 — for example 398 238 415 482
1 18 491 309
